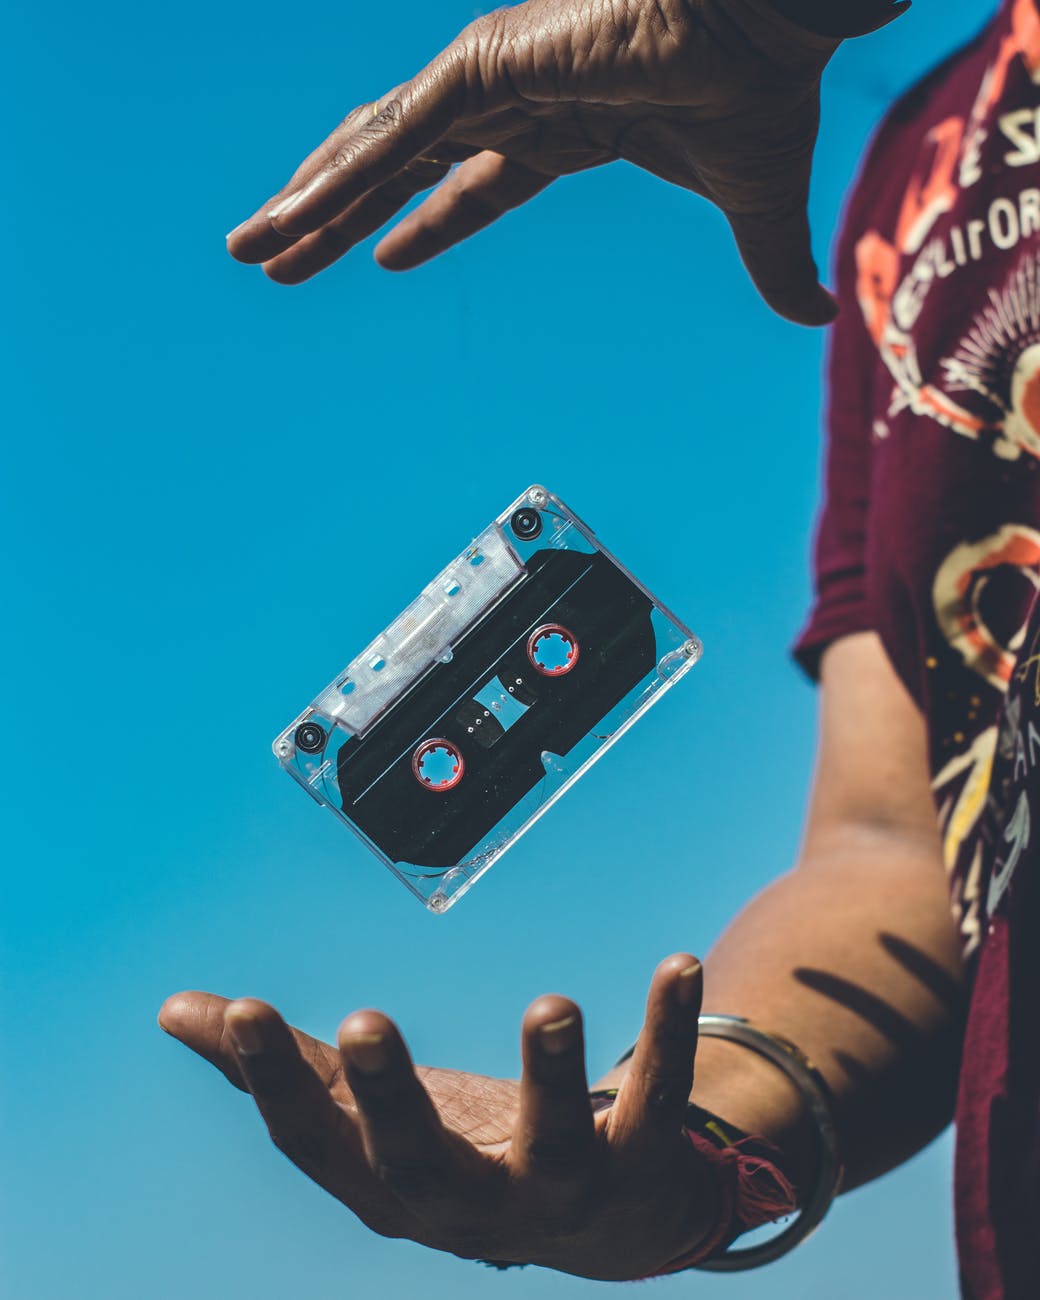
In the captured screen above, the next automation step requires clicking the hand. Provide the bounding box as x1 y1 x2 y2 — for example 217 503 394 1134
226 0 853 322
159 954 720 1279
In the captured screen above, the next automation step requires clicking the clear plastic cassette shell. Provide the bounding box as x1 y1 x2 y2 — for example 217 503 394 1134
274 486 701 912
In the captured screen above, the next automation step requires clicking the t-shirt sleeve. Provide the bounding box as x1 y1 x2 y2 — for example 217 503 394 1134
792 183 880 681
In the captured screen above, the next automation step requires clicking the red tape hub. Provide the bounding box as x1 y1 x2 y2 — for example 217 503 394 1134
527 624 580 676
411 738 465 791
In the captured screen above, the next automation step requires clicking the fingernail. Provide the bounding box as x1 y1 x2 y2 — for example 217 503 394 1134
267 192 304 230
226 1010 264 1055
539 1014 578 1056
346 1031 389 1074
676 962 702 1007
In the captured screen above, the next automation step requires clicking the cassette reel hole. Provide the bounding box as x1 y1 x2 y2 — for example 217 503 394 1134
412 738 464 792
510 507 543 541
527 624 579 676
295 722 327 754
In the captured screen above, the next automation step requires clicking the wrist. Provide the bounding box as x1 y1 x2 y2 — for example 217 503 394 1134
598 1036 818 1193
690 1035 818 1194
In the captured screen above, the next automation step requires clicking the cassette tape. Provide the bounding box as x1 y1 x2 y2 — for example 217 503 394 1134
274 486 701 912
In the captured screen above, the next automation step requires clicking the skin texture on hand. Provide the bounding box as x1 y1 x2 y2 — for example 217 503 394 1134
159 955 723 1280
221 0 902 324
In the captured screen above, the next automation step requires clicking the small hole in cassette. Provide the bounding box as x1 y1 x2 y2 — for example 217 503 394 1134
443 578 462 597
411 738 464 792
527 624 579 677
338 678 356 696
468 551 485 567
369 655 386 673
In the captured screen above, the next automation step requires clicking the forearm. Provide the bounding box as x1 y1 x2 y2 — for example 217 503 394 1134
696 831 966 1190
599 839 965 1194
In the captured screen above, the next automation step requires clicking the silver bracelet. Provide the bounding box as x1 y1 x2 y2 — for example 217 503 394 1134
692 1015 844 1272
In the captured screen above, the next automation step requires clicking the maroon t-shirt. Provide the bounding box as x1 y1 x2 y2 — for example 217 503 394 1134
794 3 1040 1294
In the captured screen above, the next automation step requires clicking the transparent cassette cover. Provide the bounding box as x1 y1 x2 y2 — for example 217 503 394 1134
273 486 701 912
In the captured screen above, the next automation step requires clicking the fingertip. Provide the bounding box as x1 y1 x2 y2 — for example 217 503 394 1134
373 234 417 272
225 996 277 1022
522 995 584 1060
651 954 703 1012
157 989 195 1034
337 1008 396 1045
158 989 225 1037
524 993 581 1030
338 1010 402 1076
262 259 308 286
225 226 255 263
226 217 297 266
223 998 286 1053
753 265 841 325
654 952 700 980
813 285 840 325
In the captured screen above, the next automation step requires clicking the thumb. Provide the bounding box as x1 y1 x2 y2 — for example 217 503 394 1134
725 132 837 327
727 198 837 326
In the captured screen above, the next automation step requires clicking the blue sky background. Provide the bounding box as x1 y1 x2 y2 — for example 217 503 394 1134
4 2 997 1296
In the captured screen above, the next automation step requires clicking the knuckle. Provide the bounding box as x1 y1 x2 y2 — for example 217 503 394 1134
460 13 511 96
370 96 403 129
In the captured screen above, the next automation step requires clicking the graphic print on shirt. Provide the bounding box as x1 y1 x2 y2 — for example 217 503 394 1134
847 0 1040 958
930 524 1040 952
942 250 1040 460
853 0 1040 454
981 602 1040 917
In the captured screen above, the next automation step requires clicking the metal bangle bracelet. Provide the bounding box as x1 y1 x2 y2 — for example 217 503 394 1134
692 1015 844 1273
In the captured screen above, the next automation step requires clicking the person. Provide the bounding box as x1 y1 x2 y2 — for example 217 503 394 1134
159 0 1040 1292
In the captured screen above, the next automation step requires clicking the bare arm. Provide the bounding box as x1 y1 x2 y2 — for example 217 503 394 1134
600 631 967 1192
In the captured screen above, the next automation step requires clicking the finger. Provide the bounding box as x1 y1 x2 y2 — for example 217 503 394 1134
158 990 344 1097
616 112 835 327
257 52 468 249
511 995 595 1191
226 93 408 265
159 990 248 1089
261 159 453 285
338 1010 463 1207
787 0 911 38
607 955 702 1157
223 999 364 1187
724 143 837 327
375 152 554 271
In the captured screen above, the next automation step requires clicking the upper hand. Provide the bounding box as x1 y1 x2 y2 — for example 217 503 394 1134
159 954 719 1279
227 0 855 322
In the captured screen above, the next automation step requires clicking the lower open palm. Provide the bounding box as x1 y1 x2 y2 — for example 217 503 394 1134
159 954 718 1278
